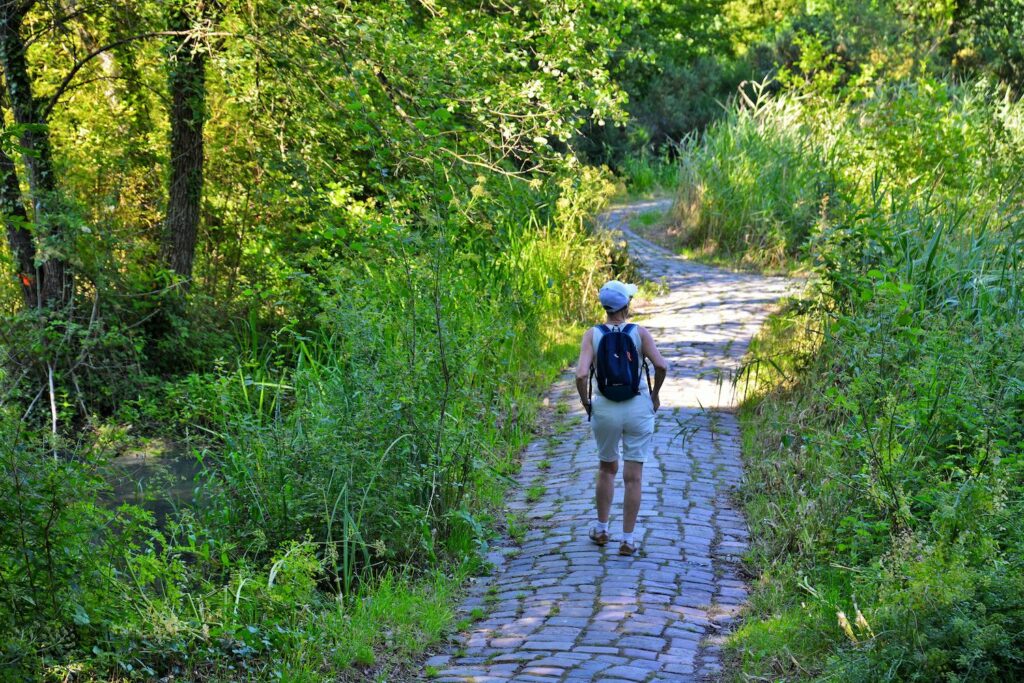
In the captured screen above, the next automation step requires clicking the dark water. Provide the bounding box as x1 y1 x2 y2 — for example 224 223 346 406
106 441 204 526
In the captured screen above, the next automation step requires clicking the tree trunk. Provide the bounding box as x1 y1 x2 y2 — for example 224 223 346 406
0 0 70 308
162 1 207 282
0 100 35 308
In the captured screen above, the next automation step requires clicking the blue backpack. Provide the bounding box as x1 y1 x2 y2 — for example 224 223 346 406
589 324 649 407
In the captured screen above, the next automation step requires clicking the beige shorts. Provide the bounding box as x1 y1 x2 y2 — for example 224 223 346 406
590 393 655 463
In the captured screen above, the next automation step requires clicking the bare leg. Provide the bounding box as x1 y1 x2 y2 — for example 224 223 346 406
596 460 618 523
622 461 644 534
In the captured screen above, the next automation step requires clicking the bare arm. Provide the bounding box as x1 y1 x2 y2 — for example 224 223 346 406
639 326 668 410
574 328 594 415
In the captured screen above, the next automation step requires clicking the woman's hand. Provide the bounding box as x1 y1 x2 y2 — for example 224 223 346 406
651 393 660 412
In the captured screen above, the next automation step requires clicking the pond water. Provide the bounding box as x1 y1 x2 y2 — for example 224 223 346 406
106 439 205 526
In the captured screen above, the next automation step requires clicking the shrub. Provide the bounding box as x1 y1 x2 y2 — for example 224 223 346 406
0 157 626 679
718 77 1024 681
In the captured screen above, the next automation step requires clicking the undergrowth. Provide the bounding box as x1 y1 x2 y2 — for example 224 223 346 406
722 76 1024 681
615 150 681 199
0 168 625 680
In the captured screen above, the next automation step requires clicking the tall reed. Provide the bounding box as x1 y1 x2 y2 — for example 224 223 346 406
713 79 1024 681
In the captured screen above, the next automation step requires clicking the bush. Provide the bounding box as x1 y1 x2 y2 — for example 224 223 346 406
617 152 681 196
0 158 626 679
196 168 621 585
712 77 1024 681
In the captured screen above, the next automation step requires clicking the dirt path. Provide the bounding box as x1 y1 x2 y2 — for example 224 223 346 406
425 199 793 682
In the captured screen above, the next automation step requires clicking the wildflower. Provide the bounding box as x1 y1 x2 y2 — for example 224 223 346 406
837 610 858 643
855 606 874 638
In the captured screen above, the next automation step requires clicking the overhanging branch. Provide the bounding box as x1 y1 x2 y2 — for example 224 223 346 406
41 29 230 119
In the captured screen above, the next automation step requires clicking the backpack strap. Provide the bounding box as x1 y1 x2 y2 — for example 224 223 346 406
588 325 605 421
591 325 608 368
630 324 652 393
587 363 594 421
622 323 651 393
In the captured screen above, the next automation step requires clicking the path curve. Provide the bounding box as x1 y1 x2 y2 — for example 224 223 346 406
426 200 793 682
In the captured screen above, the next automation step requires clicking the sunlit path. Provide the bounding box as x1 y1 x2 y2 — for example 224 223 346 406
426 200 794 682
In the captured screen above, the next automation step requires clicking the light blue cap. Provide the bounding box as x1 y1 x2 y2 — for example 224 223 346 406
599 280 638 312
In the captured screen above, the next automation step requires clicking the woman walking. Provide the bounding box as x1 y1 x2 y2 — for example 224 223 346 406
575 280 668 556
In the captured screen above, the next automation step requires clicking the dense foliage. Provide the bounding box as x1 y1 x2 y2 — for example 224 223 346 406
731 84 1024 681
0 1 641 678
4 0 1023 679
662 1 1024 680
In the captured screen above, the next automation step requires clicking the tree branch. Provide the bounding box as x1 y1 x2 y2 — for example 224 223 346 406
41 29 228 119
5 0 36 22
46 73 171 110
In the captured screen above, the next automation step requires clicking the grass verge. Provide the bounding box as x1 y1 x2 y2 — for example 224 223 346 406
714 77 1024 682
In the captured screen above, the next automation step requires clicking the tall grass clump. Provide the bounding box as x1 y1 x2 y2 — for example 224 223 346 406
618 150 682 196
671 81 837 269
710 79 1024 681
199 166 620 574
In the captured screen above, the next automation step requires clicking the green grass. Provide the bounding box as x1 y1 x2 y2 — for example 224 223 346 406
625 201 801 276
718 77 1024 682
616 152 682 198
526 484 547 503
506 511 528 544
551 421 573 435
630 209 665 228
0 161 626 679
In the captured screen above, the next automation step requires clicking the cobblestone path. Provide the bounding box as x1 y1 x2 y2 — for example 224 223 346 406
425 199 794 682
